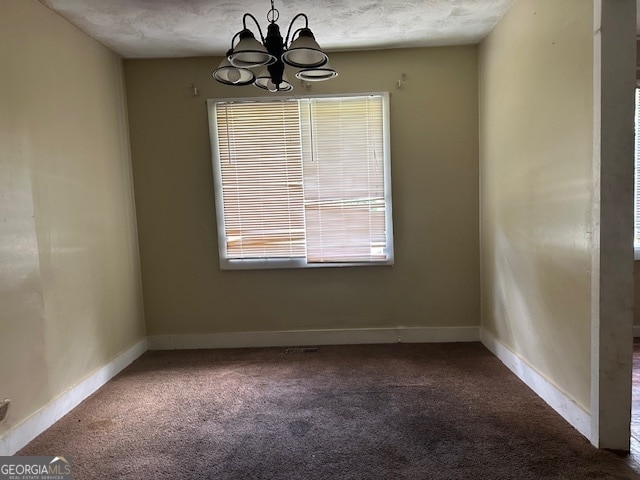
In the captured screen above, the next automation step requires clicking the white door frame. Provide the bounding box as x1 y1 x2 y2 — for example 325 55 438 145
590 0 636 450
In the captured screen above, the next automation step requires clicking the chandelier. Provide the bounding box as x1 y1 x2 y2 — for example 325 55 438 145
213 0 338 92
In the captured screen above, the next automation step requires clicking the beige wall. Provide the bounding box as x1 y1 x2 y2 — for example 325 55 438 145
479 0 593 409
124 47 480 335
0 0 145 436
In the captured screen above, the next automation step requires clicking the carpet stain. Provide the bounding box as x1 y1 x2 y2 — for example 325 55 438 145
86 419 115 432
375 445 409 465
288 419 312 436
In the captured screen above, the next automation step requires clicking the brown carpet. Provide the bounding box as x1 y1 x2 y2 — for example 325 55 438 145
19 343 640 479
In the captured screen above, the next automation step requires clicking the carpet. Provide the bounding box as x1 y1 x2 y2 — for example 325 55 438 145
18 342 640 479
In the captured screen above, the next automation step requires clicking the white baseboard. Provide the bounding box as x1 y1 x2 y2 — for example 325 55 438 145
480 328 591 439
148 326 480 350
0 338 147 456
633 325 640 338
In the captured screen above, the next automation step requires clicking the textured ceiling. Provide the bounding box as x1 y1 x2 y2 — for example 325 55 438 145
39 0 517 58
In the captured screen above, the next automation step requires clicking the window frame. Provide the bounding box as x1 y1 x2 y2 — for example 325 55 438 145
207 92 394 270
635 87 640 260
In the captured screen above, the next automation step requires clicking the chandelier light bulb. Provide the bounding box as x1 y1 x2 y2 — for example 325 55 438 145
226 68 242 84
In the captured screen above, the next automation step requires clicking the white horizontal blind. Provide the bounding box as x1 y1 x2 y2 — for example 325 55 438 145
210 94 392 268
215 100 306 259
300 96 387 263
635 88 640 248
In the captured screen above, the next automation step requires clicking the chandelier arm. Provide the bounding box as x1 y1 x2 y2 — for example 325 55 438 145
242 13 267 42
284 13 309 46
290 28 304 42
229 31 242 50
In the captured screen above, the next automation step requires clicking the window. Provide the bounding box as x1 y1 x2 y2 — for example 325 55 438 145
207 93 394 270
635 88 640 258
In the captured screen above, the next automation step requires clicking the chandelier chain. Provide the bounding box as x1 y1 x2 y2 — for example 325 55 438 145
267 0 279 24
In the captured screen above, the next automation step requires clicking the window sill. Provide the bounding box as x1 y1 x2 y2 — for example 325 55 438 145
220 258 394 271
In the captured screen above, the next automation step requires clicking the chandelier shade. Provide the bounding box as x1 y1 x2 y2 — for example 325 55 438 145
295 61 338 82
281 29 328 68
213 0 337 92
213 50 256 85
228 30 276 68
255 69 293 92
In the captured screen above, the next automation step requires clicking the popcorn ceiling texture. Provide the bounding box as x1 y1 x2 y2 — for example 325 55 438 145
39 0 515 58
